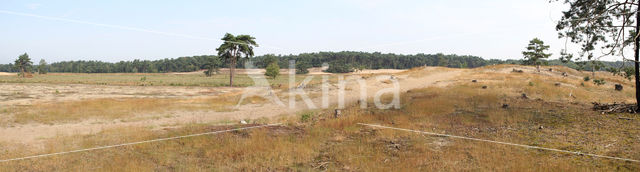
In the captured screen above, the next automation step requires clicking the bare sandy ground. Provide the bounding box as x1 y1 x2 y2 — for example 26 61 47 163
0 67 456 146
171 67 406 75
174 68 296 75
354 69 407 74
0 83 239 106
0 72 15 76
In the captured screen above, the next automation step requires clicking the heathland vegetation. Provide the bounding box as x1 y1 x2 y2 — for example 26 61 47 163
1 64 638 171
1 1 640 170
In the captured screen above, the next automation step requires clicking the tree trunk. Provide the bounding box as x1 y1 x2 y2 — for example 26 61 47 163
230 57 236 87
20 67 25 78
635 9 640 111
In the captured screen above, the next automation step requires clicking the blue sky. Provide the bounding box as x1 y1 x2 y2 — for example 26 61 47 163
1 0 577 64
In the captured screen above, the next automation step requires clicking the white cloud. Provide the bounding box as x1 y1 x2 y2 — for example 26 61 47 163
26 3 42 10
60 11 74 18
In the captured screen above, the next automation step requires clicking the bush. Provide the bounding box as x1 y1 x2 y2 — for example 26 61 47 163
622 67 634 80
593 79 606 86
325 62 353 73
204 57 221 77
296 61 311 74
583 76 590 81
265 62 280 79
300 112 313 122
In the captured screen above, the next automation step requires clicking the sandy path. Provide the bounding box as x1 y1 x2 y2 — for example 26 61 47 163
0 67 461 146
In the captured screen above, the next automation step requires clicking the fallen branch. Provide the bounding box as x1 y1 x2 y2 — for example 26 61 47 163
618 117 634 120
592 102 638 114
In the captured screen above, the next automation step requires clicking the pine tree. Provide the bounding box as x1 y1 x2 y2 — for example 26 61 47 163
14 53 33 77
522 38 551 72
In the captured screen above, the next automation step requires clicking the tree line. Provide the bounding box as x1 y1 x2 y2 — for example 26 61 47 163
0 52 490 73
0 51 632 74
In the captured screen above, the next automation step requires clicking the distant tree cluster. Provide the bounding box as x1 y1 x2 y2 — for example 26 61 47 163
203 56 221 77
325 61 354 73
2 51 634 74
295 60 312 74
1 52 490 74
45 56 217 73
249 52 489 70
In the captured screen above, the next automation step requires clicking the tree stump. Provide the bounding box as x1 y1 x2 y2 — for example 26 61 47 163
472 80 477 83
615 84 623 91
481 85 487 89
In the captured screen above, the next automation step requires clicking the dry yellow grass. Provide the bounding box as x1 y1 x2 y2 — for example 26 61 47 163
5 94 265 125
1 65 639 170
463 64 635 103
0 73 327 88
2 85 638 171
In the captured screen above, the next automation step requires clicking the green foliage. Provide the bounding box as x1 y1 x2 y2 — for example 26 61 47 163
622 67 635 80
553 1 639 103
295 61 311 74
216 33 258 86
593 79 606 86
559 50 573 63
0 52 502 73
607 66 635 81
265 62 280 79
355 65 366 72
140 76 147 82
2 51 637 74
528 82 534 86
522 38 551 66
204 56 221 77
325 61 353 73
583 76 590 81
606 67 620 76
38 59 47 74
263 55 278 65
14 53 33 77
575 61 588 71
591 61 605 71
553 0 634 62
300 112 313 122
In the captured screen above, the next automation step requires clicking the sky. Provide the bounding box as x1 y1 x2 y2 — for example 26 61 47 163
0 0 599 64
